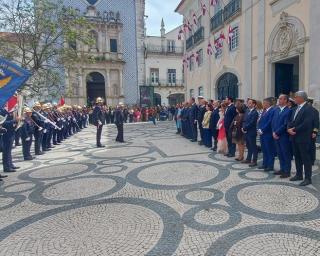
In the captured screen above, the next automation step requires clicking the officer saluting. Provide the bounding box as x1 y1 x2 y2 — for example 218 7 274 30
92 97 106 147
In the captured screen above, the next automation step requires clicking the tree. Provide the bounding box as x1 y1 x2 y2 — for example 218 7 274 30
0 0 94 99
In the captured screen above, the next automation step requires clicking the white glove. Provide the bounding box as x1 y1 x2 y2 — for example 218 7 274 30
26 137 31 141
43 129 47 134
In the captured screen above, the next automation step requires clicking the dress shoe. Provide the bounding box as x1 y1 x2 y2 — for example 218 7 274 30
0 174 8 178
235 158 244 161
198 141 203 145
299 179 312 186
97 144 105 148
212 147 217 151
35 152 44 155
249 162 257 167
118 141 126 143
258 165 266 170
289 176 303 182
264 167 274 172
4 169 16 173
227 154 235 158
273 171 282 175
280 174 290 179
241 160 251 164
190 139 197 142
11 166 20 170
24 156 34 161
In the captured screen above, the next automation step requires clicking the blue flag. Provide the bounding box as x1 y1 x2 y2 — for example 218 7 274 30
0 57 31 108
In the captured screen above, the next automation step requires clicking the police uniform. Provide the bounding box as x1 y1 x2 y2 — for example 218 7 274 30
21 107 35 160
92 97 106 147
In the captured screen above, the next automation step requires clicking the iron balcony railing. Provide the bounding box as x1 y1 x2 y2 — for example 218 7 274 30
146 45 184 55
224 0 241 22
193 26 204 45
147 79 184 87
186 36 194 51
210 10 223 31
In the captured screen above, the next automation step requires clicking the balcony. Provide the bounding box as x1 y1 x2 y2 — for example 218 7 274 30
224 0 241 22
146 45 184 55
86 51 124 62
210 10 223 32
147 79 184 87
186 36 193 51
193 26 204 45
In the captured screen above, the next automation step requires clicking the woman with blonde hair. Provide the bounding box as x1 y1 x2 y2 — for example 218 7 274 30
202 104 213 147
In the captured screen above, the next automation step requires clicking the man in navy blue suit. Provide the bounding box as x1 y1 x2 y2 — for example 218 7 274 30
242 99 259 167
257 97 276 172
224 97 237 157
197 96 206 145
209 100 220 151
272 94 292 178
189 97 198 142
287 91 314 186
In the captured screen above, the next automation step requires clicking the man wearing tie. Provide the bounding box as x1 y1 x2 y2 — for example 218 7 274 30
287 91 314 186
257 97 276 172
272 94 292 178
242 99 259 167
224 97 237 157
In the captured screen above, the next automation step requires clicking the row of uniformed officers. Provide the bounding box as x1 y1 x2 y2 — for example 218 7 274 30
0 103 89 181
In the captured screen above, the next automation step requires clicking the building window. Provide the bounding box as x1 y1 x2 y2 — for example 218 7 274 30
229 26 239 51
113 84 119 96
150 68 159 84
168 69 176 84
110 39 118 52
190 89 194 98
198 49 203 66
198 86 203 97
167 40 175 52
189 57 194 71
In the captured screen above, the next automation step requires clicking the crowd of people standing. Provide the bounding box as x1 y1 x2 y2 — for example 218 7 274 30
174 91 319 186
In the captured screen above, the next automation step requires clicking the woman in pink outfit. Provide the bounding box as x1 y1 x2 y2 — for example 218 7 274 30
217 104 228 154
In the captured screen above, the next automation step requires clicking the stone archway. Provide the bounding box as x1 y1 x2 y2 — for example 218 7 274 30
216 73 239 100
267 12 307 96
86 72 106 106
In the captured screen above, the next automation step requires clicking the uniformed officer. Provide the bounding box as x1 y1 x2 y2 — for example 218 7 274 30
0 108 20 173
92 97 106 147
114 103 125 143
21 107 35 161
31 102 45 155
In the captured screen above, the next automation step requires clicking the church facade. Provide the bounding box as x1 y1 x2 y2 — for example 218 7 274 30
176 0 320 109
63 0 145 106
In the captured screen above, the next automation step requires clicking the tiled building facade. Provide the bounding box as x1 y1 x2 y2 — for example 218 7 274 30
176 0 320 109
63 0 145 106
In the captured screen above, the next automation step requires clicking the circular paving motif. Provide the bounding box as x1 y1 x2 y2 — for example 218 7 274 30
176 188 224 205
44 158 74 165
29 175 126 205
0 198 183 256
238 170 273 181
182 204 241 232
94 165 127 174
129 157 157 163
19 163 96 181
2 182 36 193
127 160 230 190
0 195 25 211
205 224 320 256
38 150 81 159
96 159 126 165
91 146 152 159
225 182 320 221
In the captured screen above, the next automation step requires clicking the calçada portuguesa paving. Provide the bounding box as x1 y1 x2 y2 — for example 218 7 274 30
0 122 319 256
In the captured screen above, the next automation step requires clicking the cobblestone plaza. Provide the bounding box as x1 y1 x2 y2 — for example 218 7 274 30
0 122 319 255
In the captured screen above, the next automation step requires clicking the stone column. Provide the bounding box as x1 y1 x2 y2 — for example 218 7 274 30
119 70 124 96
106 70 111 102
257 0 265 99
309 0 320 109
242 0 253 99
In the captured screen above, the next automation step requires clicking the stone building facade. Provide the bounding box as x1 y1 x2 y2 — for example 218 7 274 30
63 0 145 106
176 0 320 109
144 20 185 106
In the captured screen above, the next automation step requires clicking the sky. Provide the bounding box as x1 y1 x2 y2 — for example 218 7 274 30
145 0 183 36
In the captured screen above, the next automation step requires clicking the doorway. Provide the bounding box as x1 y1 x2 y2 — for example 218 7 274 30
86 72 106 106
216 72 239 100
274 56 299 97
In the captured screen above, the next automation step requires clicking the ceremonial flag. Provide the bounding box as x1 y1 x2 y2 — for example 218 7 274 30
0 57 31 108
227 26 234 45
5 94 18 112
58 96 65 106
201 1 207 16
210 0 218 6
207 41 215 55
193 13 197 25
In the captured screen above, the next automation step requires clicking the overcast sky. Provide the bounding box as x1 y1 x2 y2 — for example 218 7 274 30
145 0 183 36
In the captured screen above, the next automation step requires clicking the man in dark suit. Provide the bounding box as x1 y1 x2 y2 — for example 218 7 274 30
287 91 314 186
224 97 237 157
272 94 293 178
197 96 206 145
242 99 259 167
92 97 106 148
257 97 276 172
31 102 45 155
307 98 319 165
189 97 198 142
209 100 220 151
114 103 125 143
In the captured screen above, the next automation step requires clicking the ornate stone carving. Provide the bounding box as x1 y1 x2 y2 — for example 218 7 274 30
274 12 294 57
